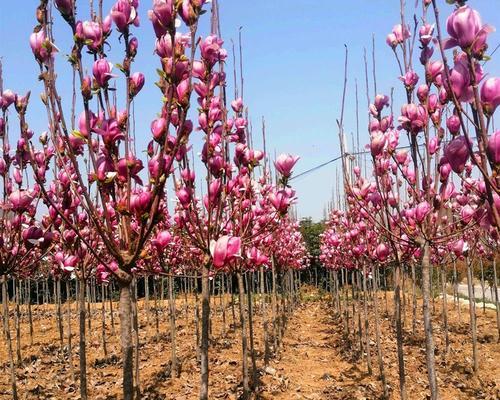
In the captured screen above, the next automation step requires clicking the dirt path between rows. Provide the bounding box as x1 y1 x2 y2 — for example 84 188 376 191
260 300 370 400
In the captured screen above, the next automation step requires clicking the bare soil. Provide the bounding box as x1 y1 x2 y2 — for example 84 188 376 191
0 286 498 399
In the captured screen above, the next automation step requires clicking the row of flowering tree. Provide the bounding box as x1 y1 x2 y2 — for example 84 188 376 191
0 1 311 399
321 0 499 399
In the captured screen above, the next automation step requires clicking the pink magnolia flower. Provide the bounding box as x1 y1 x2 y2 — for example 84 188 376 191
94 118 124 145
231 97 243 113
448 60 473 102
446 115 461 135
398 103 427 134
76 20 104 51
129 72 145 97
176 79 190 105
78 110 98 138
415 201 431 223
30 30 55 63
444 135 470 173
395 149 408 165
176 187 192 208
399 70 419 89
387 24 410 48
461 205 475 224
211 236 241 268
1 90 16 110
274 154 299 177
375 243 390 262
419 23 434 46
93 59 115 88
444 6 494 55
9 190 34 211
269 189 293 214
152 230 172 251
130 190 152 216
200 35 227 67
22 226 44 246
451 239 467 257
111 0 138 32
425 60 444 84
178 0 207 26
428 136 439 155
149 0 174 38
370 131 386 157
480 77 500 115
151 117 167 140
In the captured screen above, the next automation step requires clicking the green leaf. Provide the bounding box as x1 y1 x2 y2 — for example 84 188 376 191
72 130 86 140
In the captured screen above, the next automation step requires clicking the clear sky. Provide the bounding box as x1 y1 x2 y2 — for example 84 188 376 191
1 0 499 221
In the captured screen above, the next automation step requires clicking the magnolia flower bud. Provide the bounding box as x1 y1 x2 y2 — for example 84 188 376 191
480 77 500 116
2 90 16 110
444 135 470 174
55 0 73 17
30 30 55 63
446 115 461 135
93 58 114 88
129 72 145 97
129 37 139 57
149 0 174 38
375 243 390 262
111 0 132 32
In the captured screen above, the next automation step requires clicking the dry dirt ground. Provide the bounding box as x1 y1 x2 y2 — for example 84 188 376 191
0 287 499 399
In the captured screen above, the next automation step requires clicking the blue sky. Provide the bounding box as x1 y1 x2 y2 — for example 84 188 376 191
1 0 499 221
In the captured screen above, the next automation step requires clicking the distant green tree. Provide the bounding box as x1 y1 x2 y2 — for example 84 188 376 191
299 217 325 265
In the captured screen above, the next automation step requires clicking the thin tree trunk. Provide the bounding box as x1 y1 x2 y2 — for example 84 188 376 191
27 279 33 346
109 283 116 335
453 260 461 324
145 276 150 328
361 264 372 375
79 279 88 400
441 266 450 358
271 258 279 351
153 279 160 338
194 274 201 361
372 265 388 398
57 278 64 350
237 272 250 399
86 283 91 332
394 262 408 400
492 259 500 342
411 262 417 336
220 274 226 337
422 244 438 400
168 273 178 377
101 284 108 357
66 280 75 382
245 273 258 390
199 265 210 400
466 257 479 374
119 282 134 400
480 259 486 314
14 279 22 367
3 277 18 400
131 280 141 399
